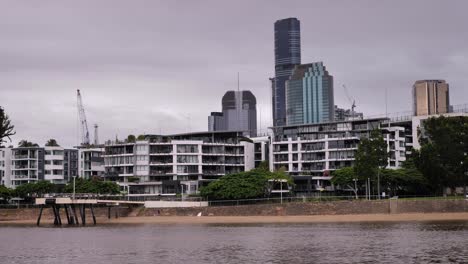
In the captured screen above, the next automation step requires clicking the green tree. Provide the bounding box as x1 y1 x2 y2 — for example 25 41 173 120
18 140 39 147
137 134 146 140
64 178 120 194
413 116 468 195
200 168 292 200
45 139 60 147
354 129 388 197
127 135 136 143
0 106 15 147
331 167 359 199
14 181 55 199
0 185 12 202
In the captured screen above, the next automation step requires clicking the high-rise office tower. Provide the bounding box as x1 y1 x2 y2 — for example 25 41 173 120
273 17 301 127
286 62 334 125
413 80 450 116
208 112 225 132
207 90 257 137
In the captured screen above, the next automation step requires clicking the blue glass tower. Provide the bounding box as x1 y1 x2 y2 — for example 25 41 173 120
273 18 301 127
286 62 334 125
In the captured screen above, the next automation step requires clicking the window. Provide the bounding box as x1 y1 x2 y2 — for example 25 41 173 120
177 145 198 153
136 165 148 171
177 165 198 174
137 155 147 161
177 155 199 163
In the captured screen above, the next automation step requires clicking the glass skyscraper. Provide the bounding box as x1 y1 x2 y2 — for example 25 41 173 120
273 17 301 127
286 62 334 125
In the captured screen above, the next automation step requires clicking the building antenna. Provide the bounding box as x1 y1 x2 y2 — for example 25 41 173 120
237 72 240 92
385 87 390 128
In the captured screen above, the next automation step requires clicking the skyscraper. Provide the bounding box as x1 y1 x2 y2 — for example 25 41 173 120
273 17 301 127
413 80 450 116
286 62 334 125
207 90 257 137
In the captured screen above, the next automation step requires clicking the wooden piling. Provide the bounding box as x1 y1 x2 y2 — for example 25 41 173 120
81 205 86 225
64 205 71 225
52 205 58 226
71 204 79 225
36 205 44 226
56 205 62 226
90 204 96 225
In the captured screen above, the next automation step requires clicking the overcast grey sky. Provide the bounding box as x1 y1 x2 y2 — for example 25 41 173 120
1 0 467 147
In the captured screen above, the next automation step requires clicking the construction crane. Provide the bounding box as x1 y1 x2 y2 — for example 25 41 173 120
342 84 356 118
77 89 90 145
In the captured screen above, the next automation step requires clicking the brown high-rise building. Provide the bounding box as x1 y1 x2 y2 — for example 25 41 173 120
413 80 450 116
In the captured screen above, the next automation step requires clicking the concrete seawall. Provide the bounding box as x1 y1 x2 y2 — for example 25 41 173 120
139 199 468 217
1 199 467 221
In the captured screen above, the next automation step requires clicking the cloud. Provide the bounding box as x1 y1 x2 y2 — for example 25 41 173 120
0 0 467 147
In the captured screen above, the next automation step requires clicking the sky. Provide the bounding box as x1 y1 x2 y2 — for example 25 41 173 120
1 0 467 148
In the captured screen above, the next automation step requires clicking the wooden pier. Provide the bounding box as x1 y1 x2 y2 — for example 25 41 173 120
35 198 144 226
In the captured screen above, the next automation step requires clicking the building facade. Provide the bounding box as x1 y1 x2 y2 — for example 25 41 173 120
103 132 258 196
271 118 409 194
208 90 257 137
273 17 301 127
78 147 105 179
0 148 11 186
1 146 80 188
208 112 225 132
334 105 363 121
413 80 450 116
286 62 334 125
10 147 44 188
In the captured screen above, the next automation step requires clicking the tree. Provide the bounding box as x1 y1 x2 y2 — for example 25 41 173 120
14 181 55 199
0 185 12 202
413 116 468 195
18 140 39 147
200 168 292 200
331 167 359 199
354 129 388 197
0 106 15 147
257 160 270 171
45 139 60 147
64 178 120 194
127 135 136 143
137 134 146 140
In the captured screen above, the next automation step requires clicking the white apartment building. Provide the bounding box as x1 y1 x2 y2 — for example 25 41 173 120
252 136 270 168
1 146 80 188
271 118 411 194
78 147 105 179
10 147 44 188
0 148 12 186
103 131 257 196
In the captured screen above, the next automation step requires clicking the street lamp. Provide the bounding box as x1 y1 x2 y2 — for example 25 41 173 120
353 178 358 199
72 176 76 200
127 185 130 201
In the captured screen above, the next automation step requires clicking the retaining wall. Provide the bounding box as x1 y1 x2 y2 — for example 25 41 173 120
139 199 468 217
2 199 467 221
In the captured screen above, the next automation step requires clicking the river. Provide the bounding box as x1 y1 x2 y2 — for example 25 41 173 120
1 221 467 263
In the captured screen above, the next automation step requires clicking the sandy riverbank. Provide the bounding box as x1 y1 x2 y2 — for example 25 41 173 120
2 213 468 226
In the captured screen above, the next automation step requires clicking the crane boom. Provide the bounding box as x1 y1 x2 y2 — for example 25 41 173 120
342 84 356 116
77 89 90 145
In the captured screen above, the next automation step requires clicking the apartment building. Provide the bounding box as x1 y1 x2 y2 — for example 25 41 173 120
103 131 256 196
0 148 11 186
1 146 80 188
9 147 44 187
271 118 410 194
78 147 105 179
252 136 270 168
